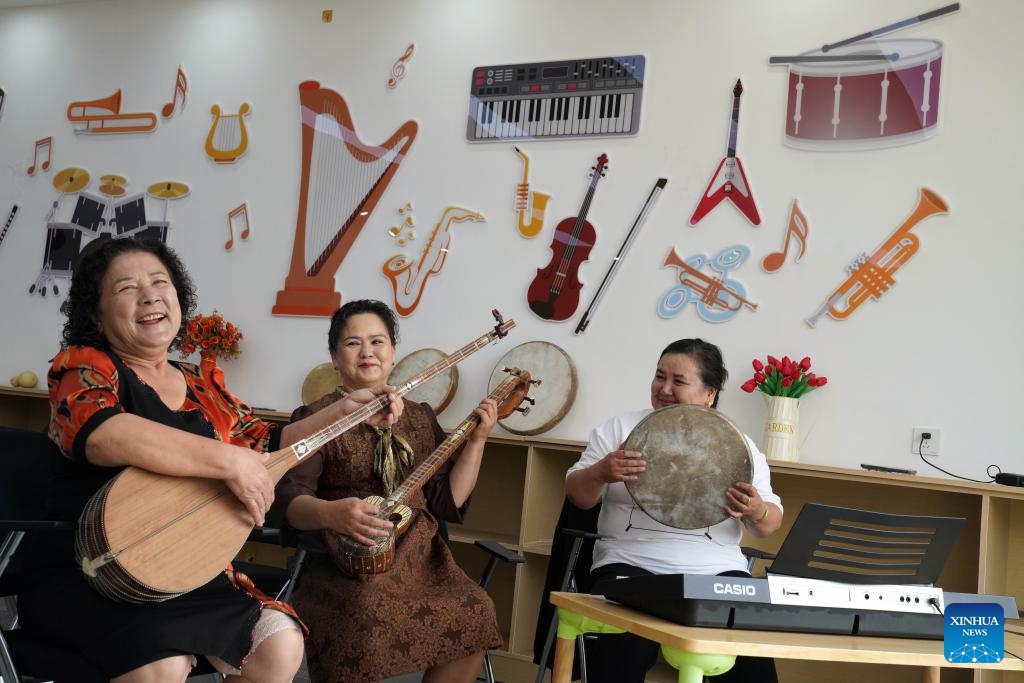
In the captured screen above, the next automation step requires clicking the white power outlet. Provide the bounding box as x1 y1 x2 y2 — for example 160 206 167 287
912 428 941 456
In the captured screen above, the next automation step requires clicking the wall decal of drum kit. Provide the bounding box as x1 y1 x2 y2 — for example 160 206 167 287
28 167 188 300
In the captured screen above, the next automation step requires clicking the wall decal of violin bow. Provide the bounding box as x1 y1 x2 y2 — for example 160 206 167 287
527 153 608 322
690 79 760 227
575 177 667 334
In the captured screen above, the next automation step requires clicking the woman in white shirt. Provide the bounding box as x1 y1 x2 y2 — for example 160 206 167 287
566 338 781 683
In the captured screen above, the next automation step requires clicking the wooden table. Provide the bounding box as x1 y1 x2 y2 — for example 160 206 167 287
550 592 1024 683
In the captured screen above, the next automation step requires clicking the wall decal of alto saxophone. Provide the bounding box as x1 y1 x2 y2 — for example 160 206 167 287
382 206 486 316
513 146 550 238
805 187 949 328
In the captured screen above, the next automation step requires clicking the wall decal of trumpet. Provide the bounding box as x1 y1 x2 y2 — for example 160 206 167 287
382 206 485 317
762 199 809 273
658 244 758 323
805 187 948 327
513 146 550 238
67 89 157 135
205 103 251 163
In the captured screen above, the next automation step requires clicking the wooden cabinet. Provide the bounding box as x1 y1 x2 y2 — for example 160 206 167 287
4 389 1022 683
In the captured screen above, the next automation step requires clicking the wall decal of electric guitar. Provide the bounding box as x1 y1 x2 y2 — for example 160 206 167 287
527 153 608 321
689 79 760 227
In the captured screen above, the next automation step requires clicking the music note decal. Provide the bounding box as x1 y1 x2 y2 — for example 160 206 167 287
161 65 188 119
762 199 809 273
382 206 485 316
658 244 758 323
27 136 52 175
225 202 251 251
387 43 415 89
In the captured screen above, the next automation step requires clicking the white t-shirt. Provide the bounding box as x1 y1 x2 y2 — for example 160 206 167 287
566 408 783 576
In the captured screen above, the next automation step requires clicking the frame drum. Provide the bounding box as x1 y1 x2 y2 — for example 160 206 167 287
301 362 342 405
784 38 943 150
387 348 459 415
624 405 752 529
488 340 576 435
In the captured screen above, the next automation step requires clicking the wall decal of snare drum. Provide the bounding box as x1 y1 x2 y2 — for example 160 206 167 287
785 39 943 151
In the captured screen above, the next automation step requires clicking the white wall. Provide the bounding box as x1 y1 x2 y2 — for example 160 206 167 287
1 0 1020 480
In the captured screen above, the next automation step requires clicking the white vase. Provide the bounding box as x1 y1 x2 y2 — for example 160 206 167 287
763 395 799 462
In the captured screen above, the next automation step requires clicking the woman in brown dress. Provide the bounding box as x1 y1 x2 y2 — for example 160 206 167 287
273 299 502 683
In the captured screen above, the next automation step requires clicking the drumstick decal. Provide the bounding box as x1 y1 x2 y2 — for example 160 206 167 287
762 200 809 273
822 3 960 53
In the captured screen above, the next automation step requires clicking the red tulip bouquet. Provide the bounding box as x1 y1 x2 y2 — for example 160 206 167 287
740 355 827 398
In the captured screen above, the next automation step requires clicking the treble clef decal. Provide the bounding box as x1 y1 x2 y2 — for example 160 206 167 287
387 43 415 89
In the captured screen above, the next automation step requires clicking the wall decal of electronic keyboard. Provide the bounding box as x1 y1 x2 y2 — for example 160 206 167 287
467 55 645 142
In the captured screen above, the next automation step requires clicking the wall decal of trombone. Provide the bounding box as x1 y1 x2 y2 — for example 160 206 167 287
657 244 758 323
381 206 486 317
67 89 157 135
513 146 550 238
805 187 948 327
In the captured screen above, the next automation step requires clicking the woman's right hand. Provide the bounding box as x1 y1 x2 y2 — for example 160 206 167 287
596 448 646 483
321 497 394 546
224 447 275 526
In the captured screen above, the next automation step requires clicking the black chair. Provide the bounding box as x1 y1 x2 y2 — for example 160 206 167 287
283 521 525 683
0 428 274 683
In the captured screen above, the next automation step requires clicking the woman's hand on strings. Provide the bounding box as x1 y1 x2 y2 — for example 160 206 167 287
224 447 275 526
323 497 393 546
343 385 403 429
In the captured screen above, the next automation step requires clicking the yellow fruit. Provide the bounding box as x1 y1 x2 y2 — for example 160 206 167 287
9 376 18 387
17 371 38 388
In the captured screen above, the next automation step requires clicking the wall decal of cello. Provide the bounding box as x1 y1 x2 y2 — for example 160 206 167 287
206 103 251 163
658 244 758 323
513 146 550 238
527 153 608 321
805 187 948 328
382 206 485 317
690 79 760 227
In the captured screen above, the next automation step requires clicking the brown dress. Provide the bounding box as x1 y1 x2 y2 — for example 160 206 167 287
274 395 502 683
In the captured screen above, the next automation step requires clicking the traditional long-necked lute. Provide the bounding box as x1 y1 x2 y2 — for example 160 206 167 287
325 367 536 577
76 310 515 603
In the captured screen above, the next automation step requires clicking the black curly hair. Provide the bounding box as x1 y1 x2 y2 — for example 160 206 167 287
327 299 400 352
659 338 728 408
61 238 197 351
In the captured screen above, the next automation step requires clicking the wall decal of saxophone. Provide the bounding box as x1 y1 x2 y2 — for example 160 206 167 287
382 206 485 316
513 146 550 238
805 187 948 328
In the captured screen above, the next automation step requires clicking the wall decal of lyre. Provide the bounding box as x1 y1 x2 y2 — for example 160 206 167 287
805 187 948 328
273 81 419 317
205 103 251 163
66 89 157 135
658 244 758 323
513 146 549 238
382 206 485 317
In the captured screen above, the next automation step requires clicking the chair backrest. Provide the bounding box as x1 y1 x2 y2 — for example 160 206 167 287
0 428 58 521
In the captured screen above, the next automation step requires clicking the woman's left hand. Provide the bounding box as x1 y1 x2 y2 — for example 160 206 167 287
724 481 767 523
467 398 498 445
342 385 403 428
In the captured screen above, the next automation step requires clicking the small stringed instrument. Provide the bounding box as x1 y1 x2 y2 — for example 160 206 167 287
76 311 515 604
527 154 608 321
689 79 760 227
325 367 537 576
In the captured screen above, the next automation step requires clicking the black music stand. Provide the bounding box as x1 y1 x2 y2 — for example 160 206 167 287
768 503 965 585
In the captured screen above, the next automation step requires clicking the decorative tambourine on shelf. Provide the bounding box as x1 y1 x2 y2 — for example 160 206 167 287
387 348 459 415
488 340 576 435
301 362 343 405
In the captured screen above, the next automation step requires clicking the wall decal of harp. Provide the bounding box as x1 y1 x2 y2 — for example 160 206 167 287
273 80 419 317
205 103 251 163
